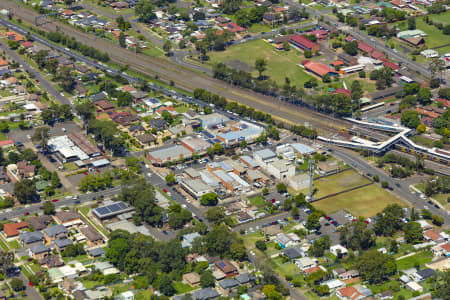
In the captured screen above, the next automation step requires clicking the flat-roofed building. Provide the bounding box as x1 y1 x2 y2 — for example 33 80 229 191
254 149 277 168
146 145 192 166
267 159 296 181
180 136 211 154
181 179 213 199
68 132 101 157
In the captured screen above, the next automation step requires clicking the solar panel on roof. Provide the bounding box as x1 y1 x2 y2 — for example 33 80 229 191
108 204 121 213
95 207 110 216
219 262 225 267
117 202 127 209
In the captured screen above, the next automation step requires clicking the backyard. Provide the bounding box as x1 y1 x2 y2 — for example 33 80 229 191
313 184 408 217
207 39 314 87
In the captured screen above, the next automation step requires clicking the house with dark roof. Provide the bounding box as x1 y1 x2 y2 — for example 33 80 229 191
88 247 106 258
136 134 155 145
282 247 304 259
80 226 104 247
28 215 53 231
54 210 83 227
39 255 63 268
29 244 51 260
215 259 238 278
218 278 239 295
43 225 68 242
20 231 45 248
149 118 168 131
53 238 73 251
192 288 220 300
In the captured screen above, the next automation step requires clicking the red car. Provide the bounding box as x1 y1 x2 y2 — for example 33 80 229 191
24 212 30 216
325 216 330 220
83 171 88 175
28 281 34 287
52 199 59 203
271 199 276 203
35 79 39 83
162 188 168 193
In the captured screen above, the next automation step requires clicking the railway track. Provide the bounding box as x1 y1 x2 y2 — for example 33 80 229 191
1 0 350 134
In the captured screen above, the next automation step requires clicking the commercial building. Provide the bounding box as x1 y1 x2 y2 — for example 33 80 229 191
180 136 211 154
254 149 277 168
181 179 213 199
267 159 296 181
146 145 193 166
288 173 310 191
199 113 229 129
92 201 134 221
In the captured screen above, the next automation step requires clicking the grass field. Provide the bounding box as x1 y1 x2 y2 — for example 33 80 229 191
313 184 407 217
249 195 266 207
343 74 377 94
396 251 433 270
173 282 197 294
397 18 448 50
300 169 371 199
429 11 450 26
208 39 314 87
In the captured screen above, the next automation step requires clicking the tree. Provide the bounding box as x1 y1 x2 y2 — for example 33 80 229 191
340 219 376 250
119 32 126 48
262 285 282 300
306 211 322 231
135 0 156 23
403 221 422 244
309 235 331 257
417 88 432 105
255 58 267 79
200 270 215 288
117 92 133 107
276 183 287 193
0 250 14 276
159 274 175 296
14 179 38 204
304 50 313 58
374 204 404 236
62 243 85 257
163 40 172 56
356 250 396 284
205 207 225 224
401 110 420 128
283 40 290 51
416 124 426 134
75 102 96 122
10 278 24 292
255 240 267 251
43 201 55 215
222 0 242 14
344 41 358 56
408 17 416 30
51 171 61 188
55 66 75 92
230 242 247 261
165 173 177 186
200 192 218 206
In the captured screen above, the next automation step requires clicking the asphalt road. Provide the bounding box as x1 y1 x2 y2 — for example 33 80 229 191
0 39 70 105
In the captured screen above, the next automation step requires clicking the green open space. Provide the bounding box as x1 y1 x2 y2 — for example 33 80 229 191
173 282 198 294
8 240 21 250
0 238 9 251
249 195 266 207
343 74 377 94
396 251 433 270
414 183 449 207
313 184 408 217
429 10 450 25
207 39 314 87
300 169 370 199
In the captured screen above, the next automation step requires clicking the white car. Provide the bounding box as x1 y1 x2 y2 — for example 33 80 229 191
181 204 187 209
147 173 152 177
186 199 191 203
26 134 31 139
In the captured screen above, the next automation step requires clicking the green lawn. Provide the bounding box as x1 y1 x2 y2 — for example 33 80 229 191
249 23 273 34
300 169 371 199
396 251 433 270
8 240 21 250
410 135 434 148
0 89 13 97
429 11 450 25
397 18 448 49
174 105 190 114
207 39 314 87
249 195 266 207
343 74 377 94
0 238 9 251
173 282 197 294
313 184 408 217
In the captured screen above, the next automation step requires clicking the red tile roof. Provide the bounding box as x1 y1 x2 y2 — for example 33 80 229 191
371 50 385 59
337 286 364 300
304 266 321 274
0 58 8 67
309 29 328 39
4 222 28 237
332 60 344 66
303 61 338 77
424 229 440 241
345 35 355 42
436 98 450 108
381 59 400 70
441 243 450 251
290 35 319 50
416 108 440 119
223 22 245 33
20 41 33 48
0 139 14 147
357 41 374 53
333 88 351 97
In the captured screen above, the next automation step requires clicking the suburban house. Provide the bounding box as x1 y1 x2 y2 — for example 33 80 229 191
29 244 51 260
80 226 104 247
43 225 68 242
3 222 28 238
54 210 83 228
20 231 45 248
215 260 238 278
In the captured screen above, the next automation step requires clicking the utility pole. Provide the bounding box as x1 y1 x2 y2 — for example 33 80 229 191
308 159 315 202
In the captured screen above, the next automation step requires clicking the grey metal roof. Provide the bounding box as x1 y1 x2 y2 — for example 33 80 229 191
88 247 105 257
282 247 303 259
54 238 73 248
219 278 239 289
236 273 251 284
20 231 44 244
193 288 220 300
43 225 67 237
29 243 50 254
254 149 276 160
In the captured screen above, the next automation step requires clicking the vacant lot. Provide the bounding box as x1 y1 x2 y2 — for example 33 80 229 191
249 195 266 207
300 169 371 199
208 39 314 87
313 184 407 217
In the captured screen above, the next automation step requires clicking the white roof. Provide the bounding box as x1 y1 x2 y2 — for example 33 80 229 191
322 279 345 289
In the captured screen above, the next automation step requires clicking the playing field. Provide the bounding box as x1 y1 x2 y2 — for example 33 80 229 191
208 39 314 87
313 184 408 217
429 10 450 26
300 169 371 199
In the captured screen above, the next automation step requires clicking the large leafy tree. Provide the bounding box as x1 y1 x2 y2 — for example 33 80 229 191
14 179 39 204
356 250 396 284
135 0 156 23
